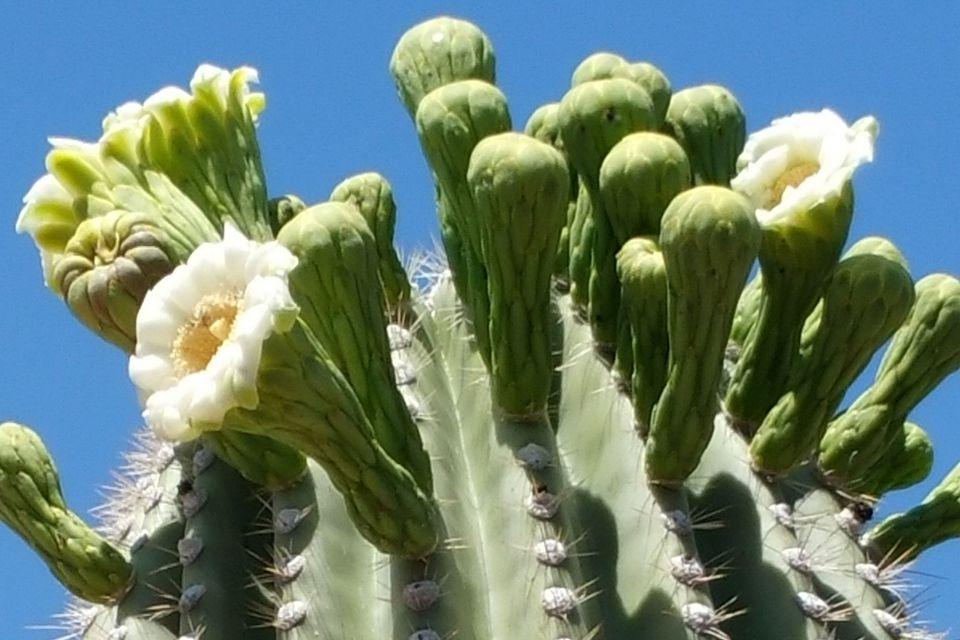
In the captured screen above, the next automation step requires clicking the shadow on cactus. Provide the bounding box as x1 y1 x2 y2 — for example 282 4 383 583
4 15 959 640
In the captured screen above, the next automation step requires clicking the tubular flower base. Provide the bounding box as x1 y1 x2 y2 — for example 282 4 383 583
4 15 960 640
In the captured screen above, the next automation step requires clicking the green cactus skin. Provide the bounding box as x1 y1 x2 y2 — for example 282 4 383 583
389 16 495 119
662 85 746 186
0 422 132 604
467 132 569 418
749 252 915 476
524 102 578 284
567 186 594 310
644 186 761 485
819 273 960 485
329 173 413 317
856 421 934 496
599 131 692 242
725 183 854 430
8 15 960 640
276 202 434 494
865 463 960 563
615 237 668 435
730 273 762 347
414 79 513 366
558 78 658 350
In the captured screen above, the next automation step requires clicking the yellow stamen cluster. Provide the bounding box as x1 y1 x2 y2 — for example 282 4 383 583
172 291 242 377
769 162 819 208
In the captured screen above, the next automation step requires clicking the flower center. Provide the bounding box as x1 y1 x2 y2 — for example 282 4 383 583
172 291 242 377
768 162 819 208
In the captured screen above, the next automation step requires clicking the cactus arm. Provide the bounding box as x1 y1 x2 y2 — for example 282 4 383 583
819 273 960 485
646 187 761 485
174 447 274 640
0 422 132 604
329 172 413 317
662 85 746 186
555 303 714 639
277 202 433 494
750 253 915 475
865 463 960 563
467 132 569 418
726 183 854 428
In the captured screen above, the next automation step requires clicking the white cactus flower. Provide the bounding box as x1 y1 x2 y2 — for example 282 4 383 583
731 109 878 225
129 225 299 442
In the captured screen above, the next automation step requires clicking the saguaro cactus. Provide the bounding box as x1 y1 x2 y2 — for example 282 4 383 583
5 16 960 640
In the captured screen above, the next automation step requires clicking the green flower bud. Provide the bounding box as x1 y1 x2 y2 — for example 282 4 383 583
819 274 960 484
599 132 691 242
416 79 512 364
571 52 628 86
864 463 960 563
616 237 669 436
277 202 433 494
330 173 413 317
267 194 307 236
559 78 658 348
725 184 854 427
0 422 132 603
467 132 569 418
50 211 178 351
799 236 908 355
663 85 745 186
645 187 761 485
525 102 578 285
390 16 495 118
750 252 914 475
856 422 933 496
611 62 672 125
567 187 594 309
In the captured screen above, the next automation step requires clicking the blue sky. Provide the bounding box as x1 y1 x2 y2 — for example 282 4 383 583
1 2 958 636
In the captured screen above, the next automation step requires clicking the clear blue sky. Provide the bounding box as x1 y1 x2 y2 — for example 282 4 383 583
1 2 958 636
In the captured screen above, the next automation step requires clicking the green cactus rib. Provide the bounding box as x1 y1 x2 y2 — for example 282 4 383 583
819 273 960 485
558 77 658 349
414 79 513 366
615 237 668 435
277 202 433 494
0 422 132 604
662 84 746 186
223 319 439 558
866 463 960 563
749 252 915 476
725 183 854 429
329 173 413 318
645 186 760 485
467 132 569 418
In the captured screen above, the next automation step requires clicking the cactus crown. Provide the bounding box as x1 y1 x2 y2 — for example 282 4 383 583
4 14 960 640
